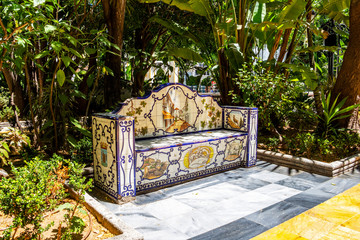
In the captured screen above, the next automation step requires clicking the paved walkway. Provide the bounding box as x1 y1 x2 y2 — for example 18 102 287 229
92 160 360 240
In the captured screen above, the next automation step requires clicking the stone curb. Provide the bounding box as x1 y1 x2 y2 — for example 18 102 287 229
66 186 144 240
257 149 360 177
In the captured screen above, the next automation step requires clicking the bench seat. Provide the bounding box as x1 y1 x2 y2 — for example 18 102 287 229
135 129 247 151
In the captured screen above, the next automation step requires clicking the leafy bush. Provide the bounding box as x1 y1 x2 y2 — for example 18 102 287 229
0 86 15 122
0 154 92 239
276 130 360 162
71 136 93 165
0 128 31 166
231 61 311 131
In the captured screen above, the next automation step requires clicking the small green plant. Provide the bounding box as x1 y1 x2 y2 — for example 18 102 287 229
71 136 93 165
313 92 360 137
0 141 10 166
267 137 280 152
57 158 92 239
1 127 31 154
0 156 68 239
0 154 93 239
0 127 31 166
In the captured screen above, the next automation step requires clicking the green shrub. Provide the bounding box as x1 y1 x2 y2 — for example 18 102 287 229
71 136 93 165
231 61 310 131
0 154 92 239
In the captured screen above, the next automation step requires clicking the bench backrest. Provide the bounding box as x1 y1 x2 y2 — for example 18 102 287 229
113 83 223 139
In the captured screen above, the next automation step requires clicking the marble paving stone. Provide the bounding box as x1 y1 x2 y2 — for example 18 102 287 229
136 224 189 240
245 201 309 229
316 177 360 195
284 188 336 209
255 162 303 176
251 229 308 240
165 209 223 238
189 217 269 240
199 191 280 225
248 170 289 183
142 197 194 220
252 183 302 201
227 176 271 190
99 201 139 215
116 210 162 229
134 190 168 205
173 182 249 209
294 172 331 183
160 175 222 197
275 177 319 191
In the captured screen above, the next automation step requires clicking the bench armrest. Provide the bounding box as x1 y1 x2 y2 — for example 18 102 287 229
222 106 258 167
92 113 136 198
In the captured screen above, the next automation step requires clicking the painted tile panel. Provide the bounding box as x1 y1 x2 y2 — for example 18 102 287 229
92 116 118 198
135 131 248 193
114 84 223 139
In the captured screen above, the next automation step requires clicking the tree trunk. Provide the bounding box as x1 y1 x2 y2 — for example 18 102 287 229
132 69 147 97
217 49 235 105
102 0 126 108
331 0 360 130
2 68 26 114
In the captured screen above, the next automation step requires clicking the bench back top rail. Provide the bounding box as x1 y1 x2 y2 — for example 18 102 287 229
113 83 223 139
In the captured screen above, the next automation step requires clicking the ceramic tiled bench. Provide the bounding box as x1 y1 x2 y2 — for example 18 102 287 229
92 83 258 201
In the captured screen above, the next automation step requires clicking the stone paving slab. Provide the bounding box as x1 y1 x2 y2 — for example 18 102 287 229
87 160 360 240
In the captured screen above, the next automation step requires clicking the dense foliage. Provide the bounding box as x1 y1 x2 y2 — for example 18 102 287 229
0 154 92 239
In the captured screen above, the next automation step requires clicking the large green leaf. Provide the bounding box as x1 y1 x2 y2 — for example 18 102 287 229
225 43 244 72
139 0 212 17
278 0 307 22
61 56 72 67
44 24 57 33
167 48 203 62
280 63 318 90
150 17 200 43
253 2 266 23
295 46 339 53
56 69 66 87
51 41 62 54
321 0 350 26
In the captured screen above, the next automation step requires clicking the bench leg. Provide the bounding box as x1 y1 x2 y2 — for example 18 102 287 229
247 109 258 167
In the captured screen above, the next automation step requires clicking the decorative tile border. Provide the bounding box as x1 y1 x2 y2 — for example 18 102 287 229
257 149 360 177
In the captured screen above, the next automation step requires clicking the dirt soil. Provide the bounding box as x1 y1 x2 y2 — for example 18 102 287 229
0 198 115 239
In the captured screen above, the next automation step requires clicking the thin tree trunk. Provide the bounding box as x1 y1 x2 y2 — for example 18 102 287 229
2 68 26 114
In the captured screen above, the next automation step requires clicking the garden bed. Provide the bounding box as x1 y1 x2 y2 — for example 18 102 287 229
0 198 114 239
257 149 360 177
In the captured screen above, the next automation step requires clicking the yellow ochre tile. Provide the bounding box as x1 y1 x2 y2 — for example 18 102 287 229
319 194 360 213
306 203 358 225
319 225 360 240
279 213 336 240
341 184 360 197
251 229 308 240
342 213 360 232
